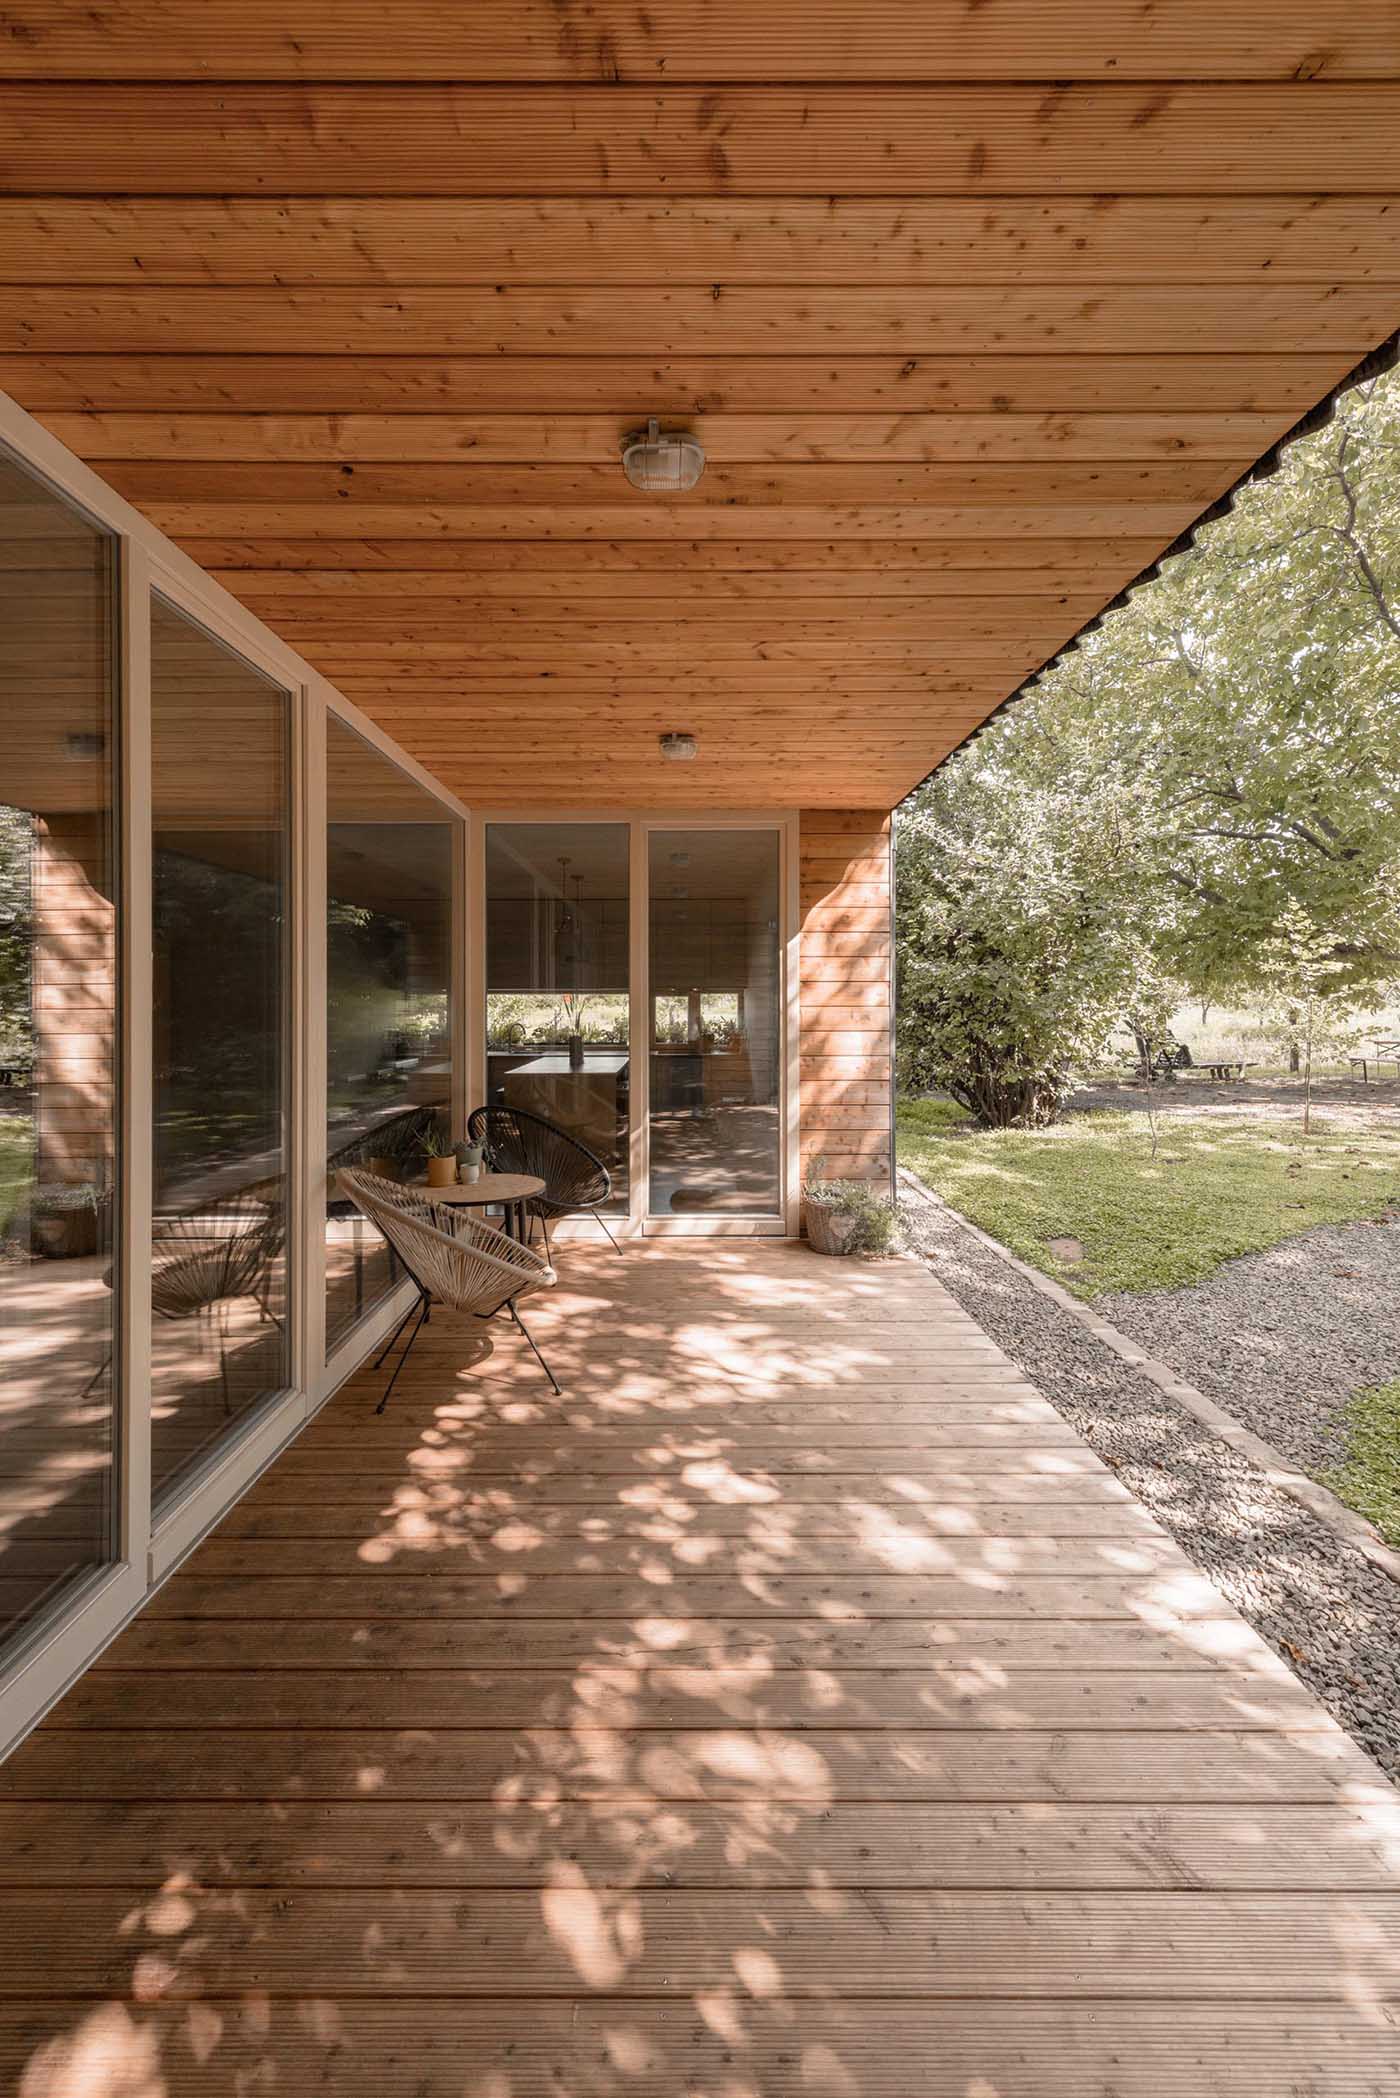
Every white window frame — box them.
[471,809,800,1239]
[0,387,467,1761]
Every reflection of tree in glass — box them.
[487,991,630,1046]
[0,803,34,1064]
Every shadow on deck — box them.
[1,1240,1398,2094]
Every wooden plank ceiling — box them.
[1,5,1399,810]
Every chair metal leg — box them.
[216,1298,232,1417]
[376,1291,430,1414]
[508,1298,562,1395]
[539,1213,553,1262]
[594,1212,624,1255]
[81,1349,112,1399]
[372,1292,420,1370]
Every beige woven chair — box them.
[338,1169,559,1410]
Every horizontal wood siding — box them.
[800,809,893,1198]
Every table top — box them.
[509,1052,629,1076]
[413,1171,545,1205]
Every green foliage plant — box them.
[803,1160,899,1255]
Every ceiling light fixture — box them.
[659,732,698,763]
[622,418,705,493]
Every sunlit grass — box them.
[897,1098,1400,1297]
[0,1113,32,1238]
[1324,1378,1400,1547]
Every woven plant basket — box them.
[803,1198,861,1256]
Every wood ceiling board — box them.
[293,640,1054,667]
[8,285,1395,355]
[4,87,1400,195]
[179,537,1202,575]
[93,459,1246,505]
[134,502,1212,542]
[1,3,1395,81]
[0,354,1356,414]
[6,196,1400,285]
[240,612,1106,643]
[38,411,1295,465]
[212,566,1132,597]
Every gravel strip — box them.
[1097,1219,1400,1476]
[900,1188,1400,1786]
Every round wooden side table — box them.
[412,1170,546,1244]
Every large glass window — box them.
[325,717,454,1355]
[648,828,781,1215]
[149,599,291,1501]
[485,824,629,1203]
[0,448,120,1646]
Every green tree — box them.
[0,805,34,1064]
[896,755,1167,1127]
[1255,901,1363,1133]
[897,361,1400,1114]
[1018,367,1400,1000]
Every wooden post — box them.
[798,808,893,1203]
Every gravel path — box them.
[1098,1218,1400,1475]
[901,1188,1400,1786]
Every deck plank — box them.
[0,2000,1389,2098]
[5,1800,1398,1891]
[1,1240,1397,2095]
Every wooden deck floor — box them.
[2,1239,1399,2094]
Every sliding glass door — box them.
[484,822,630,1205]
[0,446,121,1651]
[647,828,783,1218]
[148,597,292,1504]
[476,817,788,1232]
[325,715,454,1355]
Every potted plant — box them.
[418,1125,458,1189]
[28,1182,101,1259]
[802,1162,898,1258]
[454,1138,485,1185]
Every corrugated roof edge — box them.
[898,325,1400,810]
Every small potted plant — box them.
[802,1160,898,1258]
[28,1181,101,1259]
[454,1138,485,1185]
[418,1125,458,1189]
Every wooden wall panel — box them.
[799,811,893,1198]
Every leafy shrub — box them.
[803,1172,899,1255]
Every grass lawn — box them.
[1324,1378,1400,1549]
[896,1097,1400,1297]
[0,1115,31,1239]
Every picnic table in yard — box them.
[1349,1039,1400,1083]
[1128,1043,1254,1084]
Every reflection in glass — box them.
[485,824,629,1202]
[149,599,290,1500]
[649,829,781,1215]
[324,717,453,1355]
[0,449,119,1646]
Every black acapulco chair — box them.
[325,1103,444,1321]
[338,1169,560,1409]
[84,1180,285,1409]
[467,1103,622,1259]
